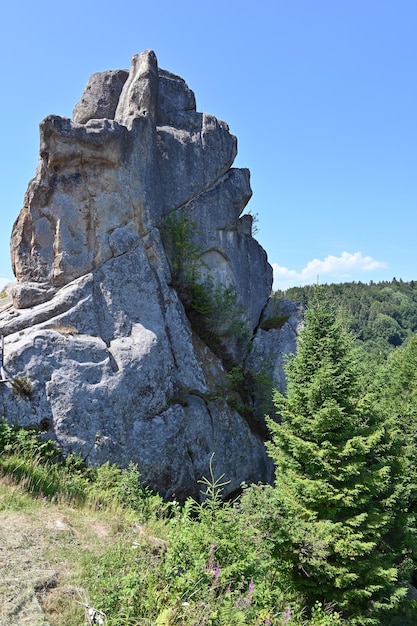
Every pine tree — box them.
[377,336,417,585]
[266,290,408,625]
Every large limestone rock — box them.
[1,50,299,499]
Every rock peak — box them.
[1,51,301,499]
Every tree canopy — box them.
[275,279,417,360]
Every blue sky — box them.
[1,0,416,292]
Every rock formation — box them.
[0,51,302,499]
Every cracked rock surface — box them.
[1,51,300,498]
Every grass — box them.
[0,481,134,625]
[1,420,415,625]
[0,475,346,626]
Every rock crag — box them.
[1,51,301,499]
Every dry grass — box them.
[48,325,79,336]
[0,478,138,626]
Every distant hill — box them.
[275,279,417,359]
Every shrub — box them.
[12,376,33,398]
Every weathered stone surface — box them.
[115,50,159,126]
[175,168,272,335]
[73,69,128,124]
[1,248,271,498]
[157,68,196,125]
[11,281,56,309]
[1,50,295,499]
[246,298,304,417]
[157,113,237,213]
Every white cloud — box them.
[272,252,387,291]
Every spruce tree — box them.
[377,336,417,584]
[267,290,408,625]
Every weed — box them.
[245,209,260,235]
[198,452,230,523]
[310,602,343,625]
[88,461,164,520]
[259,314,290,331]
[12,376,33,398]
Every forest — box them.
[1,280,417,625]
[276,278,417,360]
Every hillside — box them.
[0,427,345,626]
[2,291,417,624]
[276,279,417,359]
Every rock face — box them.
[1,51,301,499]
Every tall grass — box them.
[0,419,88,502]
[0,418,349,625]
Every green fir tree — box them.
[376,335,417,585]
[267,290,408,625]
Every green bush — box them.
[88,461,163,519]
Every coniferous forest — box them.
[276,279,417,360]
[1,280,417,625]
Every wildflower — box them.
[236,580,255,609]
[212,564,221,585]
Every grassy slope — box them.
[1,425,415,625]
[0,478,143,625]
[0,469,341,626]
